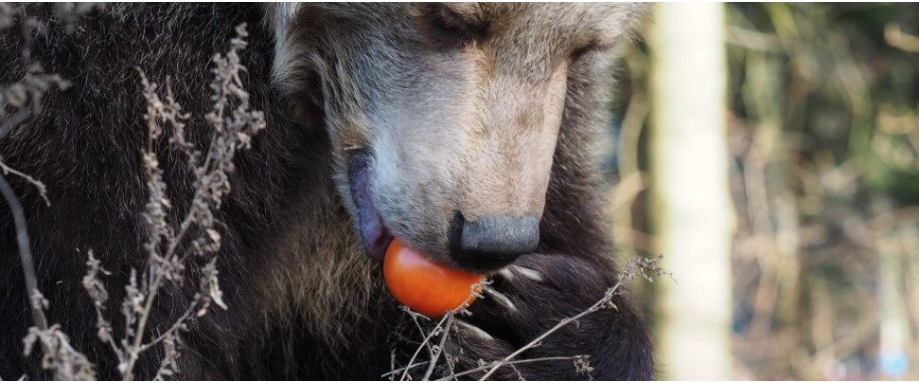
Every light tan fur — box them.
[256,198,384,345]
[259,2,649,346]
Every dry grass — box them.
[1,8,264,379]
[83,22,265,380]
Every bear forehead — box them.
[437,3,648,48]
[294,3,646,48]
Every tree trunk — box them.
[650,3,734,380]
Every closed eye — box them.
[420,3,488,49]
[570,40,612,62]
[570,45,595,62]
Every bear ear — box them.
[594,3,653,46]
[263,3,334,48]
[265,3,322,93]
[263,3,301,36]
[263,3,325,128]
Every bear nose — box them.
[451,214,540,270]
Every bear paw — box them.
[429,253,654,380]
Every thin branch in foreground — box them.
[0,157,49,206]
[382,361,430,379]
[476,282,624,380]
[386,279,488,381]
[421,314,454,381]
[22,322,95,381]
[81,23,262,380]
[389,256,667,381]
[478,256,666,380]
[1,5,97,380]
[437,356,585,381]
[399,313,452,381]
[407,310,438,370]
[1,174,91,379]
[0,109,30,138]
[0,172,44,330]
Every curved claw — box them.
[454,319,496,342]
[496,265,545,284]
[512,265,544,282]
[483,286,518,312]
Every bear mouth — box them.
[348,150,393,262]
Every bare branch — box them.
[477,281,624,380]
[111,23,260,380]
[399,313,452,381]
[0,172,46,331]
[0,157,49,206]
[422,314,454,380]
[22,323,95,381]
[437,356,584,381]
[478,256,666,380]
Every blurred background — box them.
[605,3,919,380]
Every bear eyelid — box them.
[424,3,489,46]
[570,39,611,62]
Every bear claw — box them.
[482,286,518,312]
[454,319,496,342]
[509,265,544,282]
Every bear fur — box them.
[0,4,654,380]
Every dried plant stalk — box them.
[387,256,667,381]
[80,23,264,380]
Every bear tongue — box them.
[348,150,392,262]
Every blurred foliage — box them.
[728,3,919,205]
[608,3,919,380]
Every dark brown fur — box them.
[0,4,653,379]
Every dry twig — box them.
[81,23,263,380]
[387,256,667,381]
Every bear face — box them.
[270,3,649,273]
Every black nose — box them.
[450,214,540,270]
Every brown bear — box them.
[0,3,654,380]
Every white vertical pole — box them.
[650,2,734,380]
